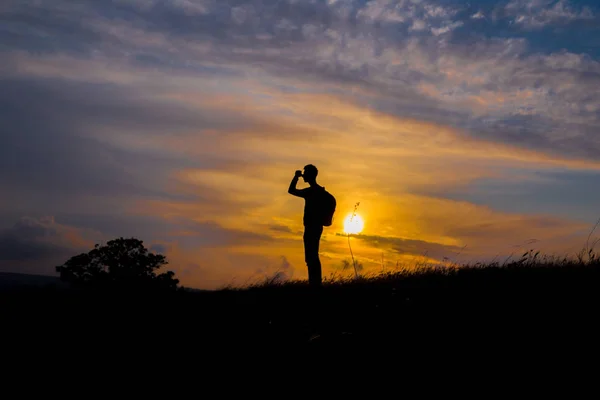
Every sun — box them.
[343,213,364,234]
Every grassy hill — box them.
[0,271,66,290]
[4,255,600,369]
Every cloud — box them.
[2,51,597,284]
[339,233,464,260]
[504,0,595,29]
[0,217,100,274]
[268,224,294,234]
[170,219,275,248]
[409,19,427,31]
[1,0,600,288]
[431,20,464,36]
[113,0,159,11]
[0,212,282,287]
[0,73,258,217]
[150,243,168,254]
[2,0,599,162]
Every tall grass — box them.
[240,212,600,291]
[347,202,361,279]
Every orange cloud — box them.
[6,50,597,288]
[113,83,598,287]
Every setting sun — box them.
[343,214,364,234]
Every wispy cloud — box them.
[471,11,485,20]
[0,217,100,273]
[504,0,595,29]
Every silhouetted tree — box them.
[56,237,179,291]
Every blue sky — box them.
[1,0,599,288]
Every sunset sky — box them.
[1,0,600,289]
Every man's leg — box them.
[303,226,323,286]
[303,226,325,337]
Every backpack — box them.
[319,188,337,227]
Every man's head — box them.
[303,164,318,183]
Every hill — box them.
[4,259,599,370]
[0,271,67,290]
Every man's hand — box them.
[289,171,306,197]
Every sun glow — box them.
[343,214,364,234]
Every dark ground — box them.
[3,264,600,380]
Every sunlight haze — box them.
[344,214,365,235]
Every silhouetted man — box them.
[288,164,325,286]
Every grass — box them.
[4,240,600,373]
[346,201,361,278]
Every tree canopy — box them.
[56,237,179,291]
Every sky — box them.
[1,0,600,289]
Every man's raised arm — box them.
[288,170,305,197]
